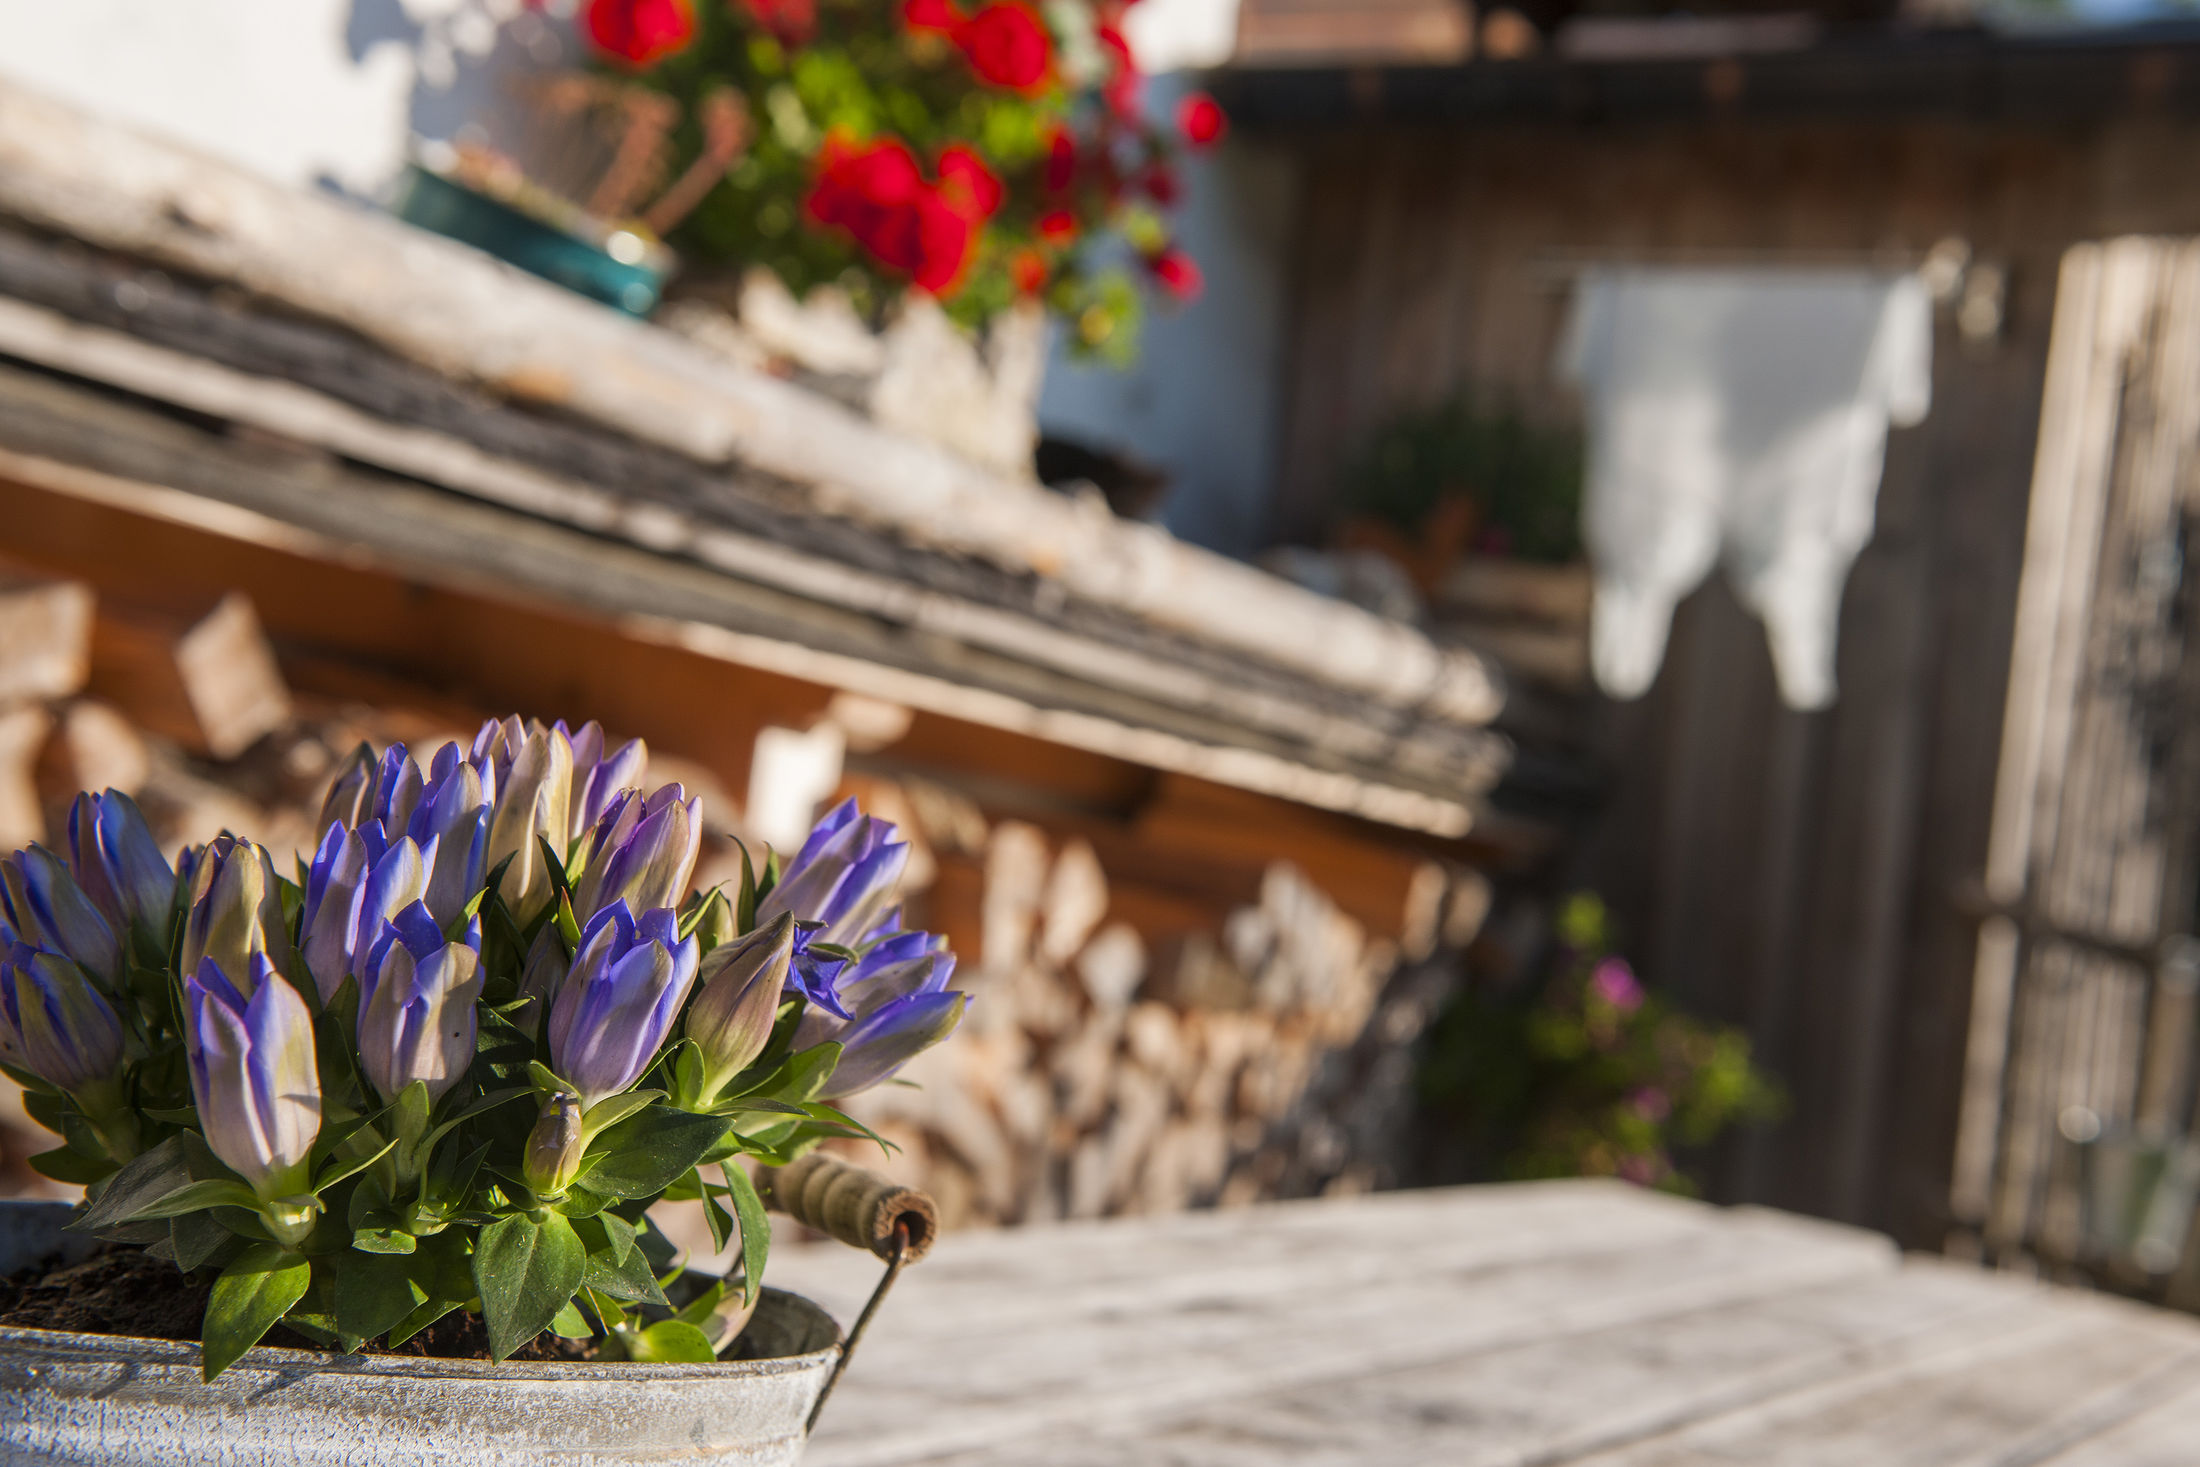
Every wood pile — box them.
[844,798,1493,1228]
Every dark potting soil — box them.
[0,1245,595,1362]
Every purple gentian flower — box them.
[557,719,646,845]
[546,901,698,1106]
[179,837,294,991]
[757,799,910,950]
[684,914,794,1098]
[184,953,320,1202]
[405,744,490,929]
[792,923,964,1099]
[0,943,125,1095]
[0,847,121,985]
[469,718,574,926]
[62,790,175,953]
[570,785,700,925]
[298,825,426,1004]
[356,902,483,1105]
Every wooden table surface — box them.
[762,1180,2200,1466]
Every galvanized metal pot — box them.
[0,1200,842,1466]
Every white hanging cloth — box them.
[1559,269,1933,709]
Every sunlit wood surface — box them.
[766,1180,2200,1466]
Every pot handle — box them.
[759,1151,939,1263]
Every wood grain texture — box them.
[771,1183,2200,1466]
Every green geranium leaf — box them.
[474,1213,587,1361]
[202,1245,311,1381]
[624,1319,716,1363]
[582,1109,733,1199]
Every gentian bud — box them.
[547,902,698,1106]
[406,745,490,929]
[0,944,126,1095]
[516,925,569,1038]
[756,798,910,950]
[472,718,574,927]
[184,954,321,1214]
[571,785,700,924]
[178,837,294,991]
[357,902,483,1105]
[523,1091,586,1197]
[684,914,792,1100]
[371,745,425,836]
[62,791,176,953]
[0,848,122,986]
[792,923,965,1099]
[557,720,647,845]
[316,742,379,835]
[299,821,373,1002]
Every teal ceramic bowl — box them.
[395,165,669,317]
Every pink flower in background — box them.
[740,0,818,46]
[1590,957,1643,1013]
[1617,1155,1657,1186]
[1629,1086,1671,1122]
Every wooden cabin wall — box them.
[1267,115,2200,1245]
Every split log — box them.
[1038,838,1109,967]
[1076,922,1147,1011]
[0,575,92,708]
[38,700,149,801]
[88,593,291,759]
[0,706,51,848]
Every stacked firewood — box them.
[842,796,1492,1227]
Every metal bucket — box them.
[0,1200,842,1466]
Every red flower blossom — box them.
[1097,23,1141,116]
[1143,165,1180,206]
[1149,248,1202,302]
[903,0,962,32]
[1043,128,1078,193]
[584,0,696,66]
[1038,209,1079,245]
[936,145,1005,221]
[805,134,998,297]
[1178,92,1227,147]
[954,2,1053,93]
[739,0,817,45]
[1010,250,1049,295]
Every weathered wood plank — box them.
[782,1188,1894,1466]
[2034,1375,2200,1466]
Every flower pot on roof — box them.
[0,721,964,1463]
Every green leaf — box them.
[674,1277,727,1329]
[582,1237,667,1306]
[734,840,757,932]
[28,1147,111,1184]
[171,1211,235,1272]
[804,1102,896,1154]
[723,1162,770,1309]
[351,1226,419,1256]
[596,1207,638,1267]
[141,1106,201,1126]
[550,1300,594,1338]
[624,1319,716,1363]
[473,1213,587,1361]
[313,1136,396,1194]
[124,1178,263,1223]
[741,1042,841,1107]
[202,1245,312,1380]
[535,836,572,899]
[579,1089,662,1141]
[334,1251,426,1344]
[528,1061,573,1096]
[385,1295,465,1349]
[700,1182,733,1254]
[582,1109,734,1199]
[70,1134,193,1235]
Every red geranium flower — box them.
[954,2,1054,93]
[1149,248,1202,302]
[739,0,817,45]
[936,145,1005,221]
[1010,249,1049,295]
[1143,165,1180,206]
[1097,23,1141,116]
[805,134,998,297]
[1043,128,1078,193]
[1038,209,1079,245]
[903,0,962,32]
[585,0,696,66]
[1178,92,1227,147]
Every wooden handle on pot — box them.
[760,1152,939,1263]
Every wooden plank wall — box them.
[1267,115,2200,1245]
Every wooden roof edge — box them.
[0,79,1504,731]
[1212,19,2200,129]
[0,358,1501,841]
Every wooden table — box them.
[763,1180,2200,1466]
